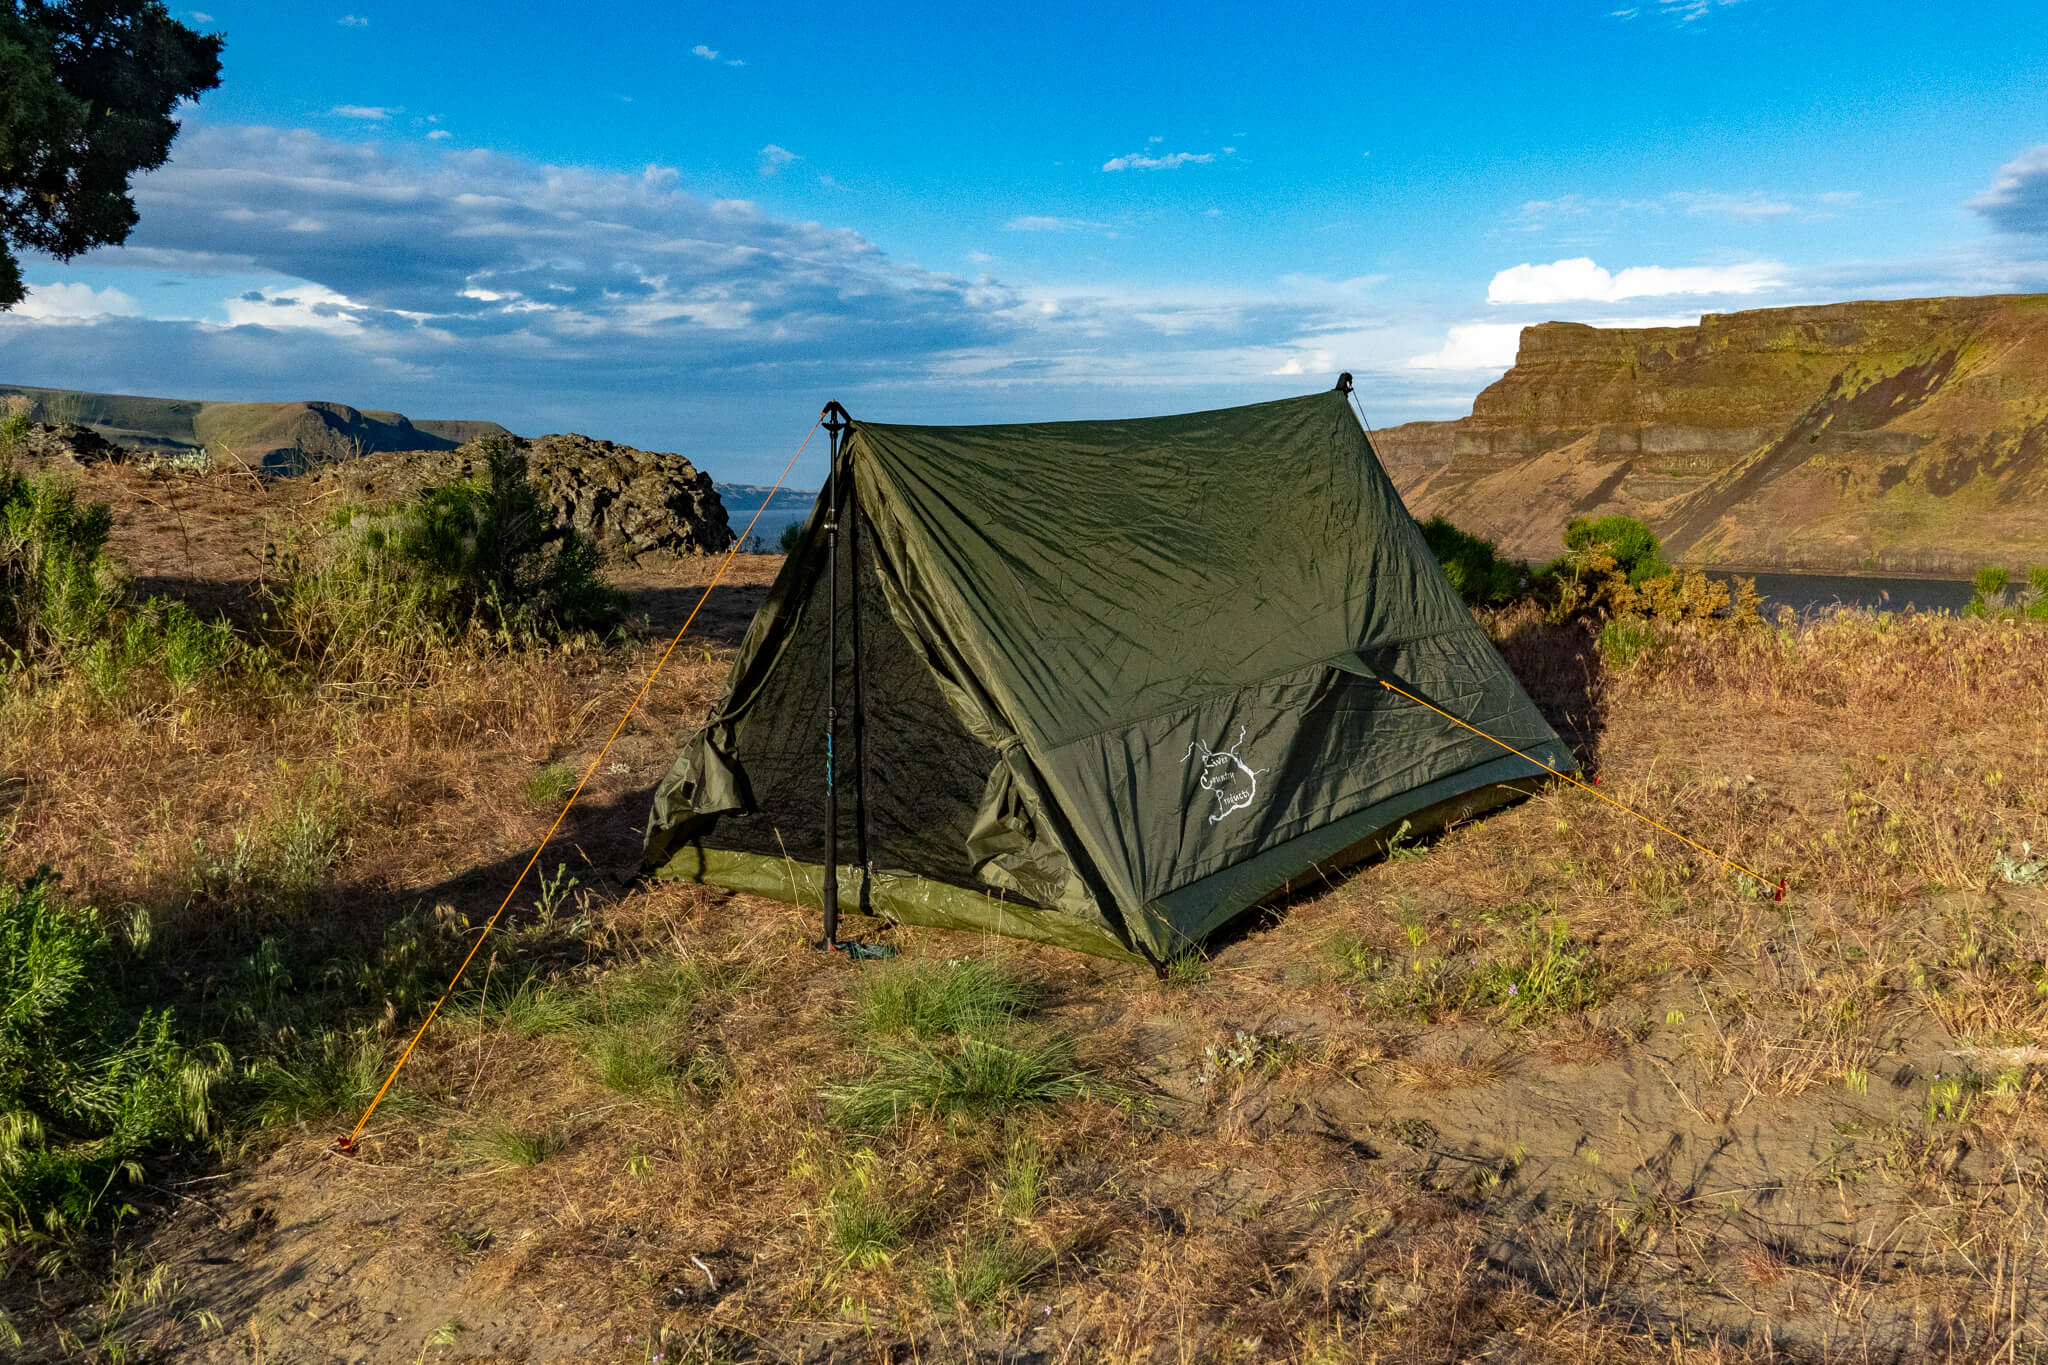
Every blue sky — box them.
[3,0,2044,482]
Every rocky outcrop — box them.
[309,433,733,561]
[8,421,140,467]
[1375,294,2048,576]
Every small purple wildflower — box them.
[1507,984,1519,997]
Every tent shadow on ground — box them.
[354,780,662,930]
[1488,615,1610,775]
[622,580,772,643]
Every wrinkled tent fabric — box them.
[644,388,1577,963]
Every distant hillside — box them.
[714,483,818,511]
[0,384,514,472]
[1374,293,2048,577]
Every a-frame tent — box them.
[643,380,1577,964]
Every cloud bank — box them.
[1486,256,1781,304]
[1,125,1415,473]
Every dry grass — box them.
[6,478,2048,1360]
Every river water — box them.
[724,508,1975,616]
[1743,572,1975,615]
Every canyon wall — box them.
[1373,294,2048,576]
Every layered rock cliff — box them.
[1374,294,2048,576]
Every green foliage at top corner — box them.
[0,468,125,663]
[1417,516,1526,607]
[0,2,224,310]
[0,868,222,1250]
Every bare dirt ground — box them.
[6,465,2048,1362]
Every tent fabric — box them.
[645,387,1577,962]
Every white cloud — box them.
[338,14,368,26]
[1004,215,1106,232]
[1970,144,2048,236]
[1405,323,1526,371]
[1676,191,1794,220]
[330,105,397,121]
[1101,149,1224,172]
[15,282,143,323]
[191,10,213,21]
[427,129,452,141]
[757,144,799,176]
[1485,256,1782,304]
[1614,0,1746,20]
[222,283,366,335]
[692,44,718,59]
[1510,190,1857,234]
[0,123,1494,472]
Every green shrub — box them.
[0,870,221,1247]
[271,439,623,666]
[1563,515,1670,587]
[78,597,235,701]
[1417,517,1524,606]
[2026,567,2048,624]
[0,471,125,663]
[778,519,805,555]
[368,437,622,640]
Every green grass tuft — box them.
[831,1035,1093,1132]
[241,1030,386,1130]
[854,958,1036,1040]
[520,763,577,806]
[822,1153,906,1269]
[461,1124,568,1168]
[924,1229,1051,1314]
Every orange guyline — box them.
[1376,678,1786,901]
[337,415,825,1153]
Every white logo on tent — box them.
[1182,725,1266,825]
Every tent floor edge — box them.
[653,845,1148,964]
[1143,749,1577,954]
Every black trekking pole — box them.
[818,401,850,951]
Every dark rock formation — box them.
[9,421,138,467]
[308,433,733,561]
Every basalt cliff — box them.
[1374,294,2048,576]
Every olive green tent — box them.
[644,380,1576,964]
